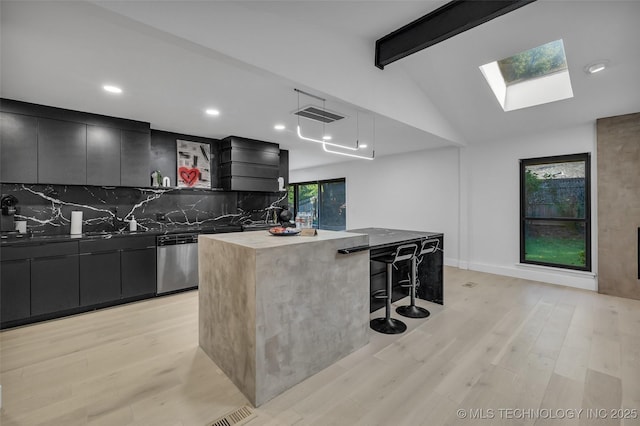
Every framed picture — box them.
[176,139,211,188]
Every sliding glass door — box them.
[288,178,346,230]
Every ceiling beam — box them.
[375,0,537,69]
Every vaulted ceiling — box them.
[2,1,639,170]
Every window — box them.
[520,154,591,271]
[288,178,346,230]
[480,39,573,111]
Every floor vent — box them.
[462,282,478,288]
[294,105,345,123]
[208,406,255,426]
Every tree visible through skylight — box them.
[498,40,567,85]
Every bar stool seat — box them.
[396,238,439,319]
[370,243,417,334]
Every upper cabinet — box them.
[38,118,87,185]
[87,125,121,186]
[0,112,38,183]
[0,99,150,187]
[220,136,280,192]
[121,130,150,187]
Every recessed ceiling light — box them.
[103,85,122,94]
[205,109,220,116]
[322,135,332,140]
[585,61,608,74]
[274,124,286,130]
[359,144,368,148]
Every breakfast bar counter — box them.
[198,229,370,406]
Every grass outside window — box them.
[520,154,591,271]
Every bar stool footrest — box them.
[371,289,387,299]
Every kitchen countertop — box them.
[0,224,243,246]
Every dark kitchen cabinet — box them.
[0,259,31,322]
[1,98,152,187]
[121,247,156,298]
[0,112,38,183]
[31,254,80,316]
[79,251,121,306]
[87,125,121,186]
[38,117,87,185]
[121,130,151,187]
[220,136,280,192]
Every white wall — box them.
[464,123,597,290]
[291,147,461,266]
[292,122,598,291]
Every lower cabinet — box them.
[121,248,156,298]
[0,259,31,322]
[1,235,157,329]
[31,254,80,316]
[80,251,121,306]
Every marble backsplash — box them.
[0,183,287,235]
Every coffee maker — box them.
[1,194,19,233]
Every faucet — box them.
[110,207,121,231]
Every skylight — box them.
[480,39,574,111]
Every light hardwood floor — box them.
[1,267,639,425]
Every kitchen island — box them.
[198,229,370,406]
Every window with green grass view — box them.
[520,154,591,271]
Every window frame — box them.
[288,178,346,230]
[519,153,591,271]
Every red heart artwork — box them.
[178,167,200,187]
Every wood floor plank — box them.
[580,369,623,426]
[535,373,585,426]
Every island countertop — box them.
[348,227,443,250]
[201,229,367,249]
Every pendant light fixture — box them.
[295,88,375,160]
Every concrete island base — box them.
[198,229,370,406]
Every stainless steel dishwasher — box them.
[156,233,199,294]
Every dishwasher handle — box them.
[157,234,198,246]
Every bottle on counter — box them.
[129,216,137,232]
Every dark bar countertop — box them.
[348,227,443,250]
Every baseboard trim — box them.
[468,262,597,291]
[444,257,460,267]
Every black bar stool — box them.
[396,238,439,318]
[370,243,418,334]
